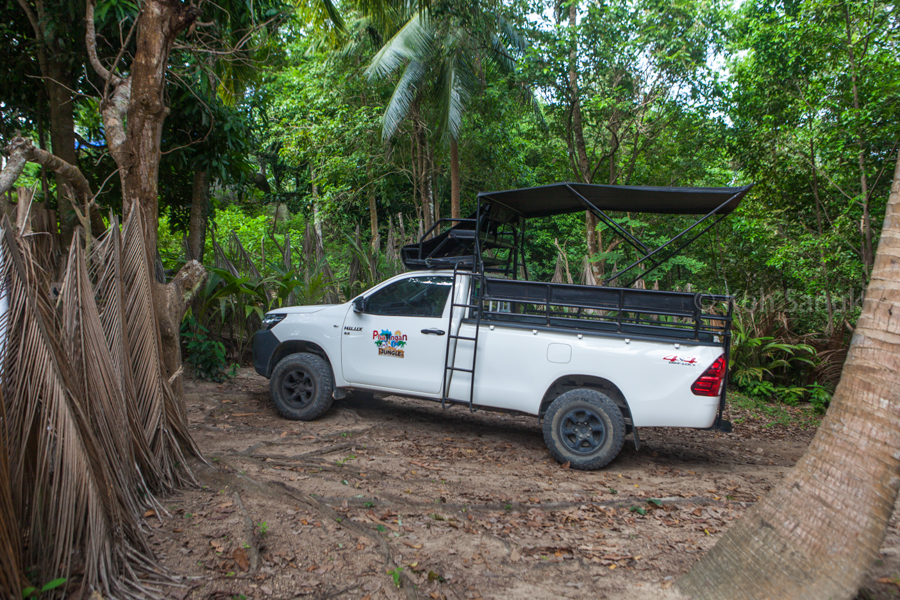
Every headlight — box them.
[261,313,286,330]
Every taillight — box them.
[691,355,726,396]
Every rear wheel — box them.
[542,389,625,470]
[270,353,334,421]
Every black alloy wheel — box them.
[270,352,334,421]
[558,407,608,454]
[542,388,625,470]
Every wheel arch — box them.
[267,340,333,378]
[539,375,632,424]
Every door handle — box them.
[421,328,446,335]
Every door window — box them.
[365,276,452,318]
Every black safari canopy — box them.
[478,182,754,218]
[401,181,754,278]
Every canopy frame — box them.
[402,182,752,287]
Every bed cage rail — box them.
[470,277,733,345]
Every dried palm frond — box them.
[88,220,164,493]
[0,222,155,598]
[120,206,198,490]
[61,232,156,533]
[0,390,25,598]
[211,230,240,278]
[229,232,261,281]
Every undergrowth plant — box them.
[182,317,235,382]
[729,308,830,409]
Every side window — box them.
[365,276,452,318]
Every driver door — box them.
[341,274,453,395]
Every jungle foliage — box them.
[3,0,899,406]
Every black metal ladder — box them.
[441,263,484,412]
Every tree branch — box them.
[102,79,131,165]
[85,0,119,85]
[0,137,93,202]
[15,0,42,43]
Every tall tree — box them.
[366,1,534,221]
[679,151,900,599]
[522,0,726,282]
[11,0,82,243]
[727,0,900,287]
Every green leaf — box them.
[41,579,67,593]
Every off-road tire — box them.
[270,353,334,421]
[542,389,625,470]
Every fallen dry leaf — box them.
[233,548,250,572]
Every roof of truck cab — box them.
[477,182,754,217]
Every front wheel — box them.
[542,389,625,470]
[270,353,334,421]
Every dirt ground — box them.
[145,369,900,600]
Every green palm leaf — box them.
[366,11,434,79]
[382,59,429,140]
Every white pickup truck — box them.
[253,182,749,469]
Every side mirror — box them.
[352,296,367,313]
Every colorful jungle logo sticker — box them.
[374,329,407,358]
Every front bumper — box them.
[252,329,279,377]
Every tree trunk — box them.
[564,0,601,284]
[417,122,432,238]
[154,261,206,400]
[367,161,379,251]
[15,0,78,246]
[46,59,78,247]
[678,152,900,599]
[428,143,438,227]
[121,0,199,268]
[187,169,208,262]
[450,138,460,220]
[810,141,834,335]
[85,0,200,398]
[844,7,873,273]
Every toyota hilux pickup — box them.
[253,182,751,469]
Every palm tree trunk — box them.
[451,138,460,220]
[678,152,900,600]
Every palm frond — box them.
[229,231,263,281]
[88,220,165,492]
[365,11,432,80]
[0,222,155,598]
[492,13,527,64]
[120,205,199,490]
[61,232,157,537]
[437,48,478,141]
[382,59,428,140]
[0,389,24,598]
[291,0,346,36]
